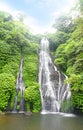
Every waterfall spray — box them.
[39,38,71,114]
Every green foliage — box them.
[54,44,67,71]
[17,91,21,103]
[24,84,41,112]
[0,40,11,68]
[48,31,70,52]
[53,15,75,33]
[16,105,20,111]
[68,74,83,92]
[48,0,83,113]
[0,11,12,22]
[23,53,38,87]
[2,61,19,77]
[54,57,67,71]
[0,11,41,112]
[10,92,16,110]
[71,93,83,112]
[61,100,72,112]
[78,0,83,15]
[26,103,30,112]
[0,73,15,111]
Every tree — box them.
[0,73,15,111]
[24,84,41,112]
[0,11,41,113]
[49,0,83,113]
[53,15,75,33]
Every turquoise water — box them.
[0,113,83,130]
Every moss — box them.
[17,91,21,103]
[16,105,20,111]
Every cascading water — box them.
[39,38,71,114]
[13,58,25,113]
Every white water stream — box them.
[13,58,25,113]
[39,38,71,113]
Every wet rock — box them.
[24,112,32,116]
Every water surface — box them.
[0,113,83,130]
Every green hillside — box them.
[47,0,83,114]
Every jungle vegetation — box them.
[0,0,83,114]
[0,11,41,112]
[47,0,83,113]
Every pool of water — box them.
[0,113,83,130]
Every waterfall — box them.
[12,58,25,113]
[39,38,71,114]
